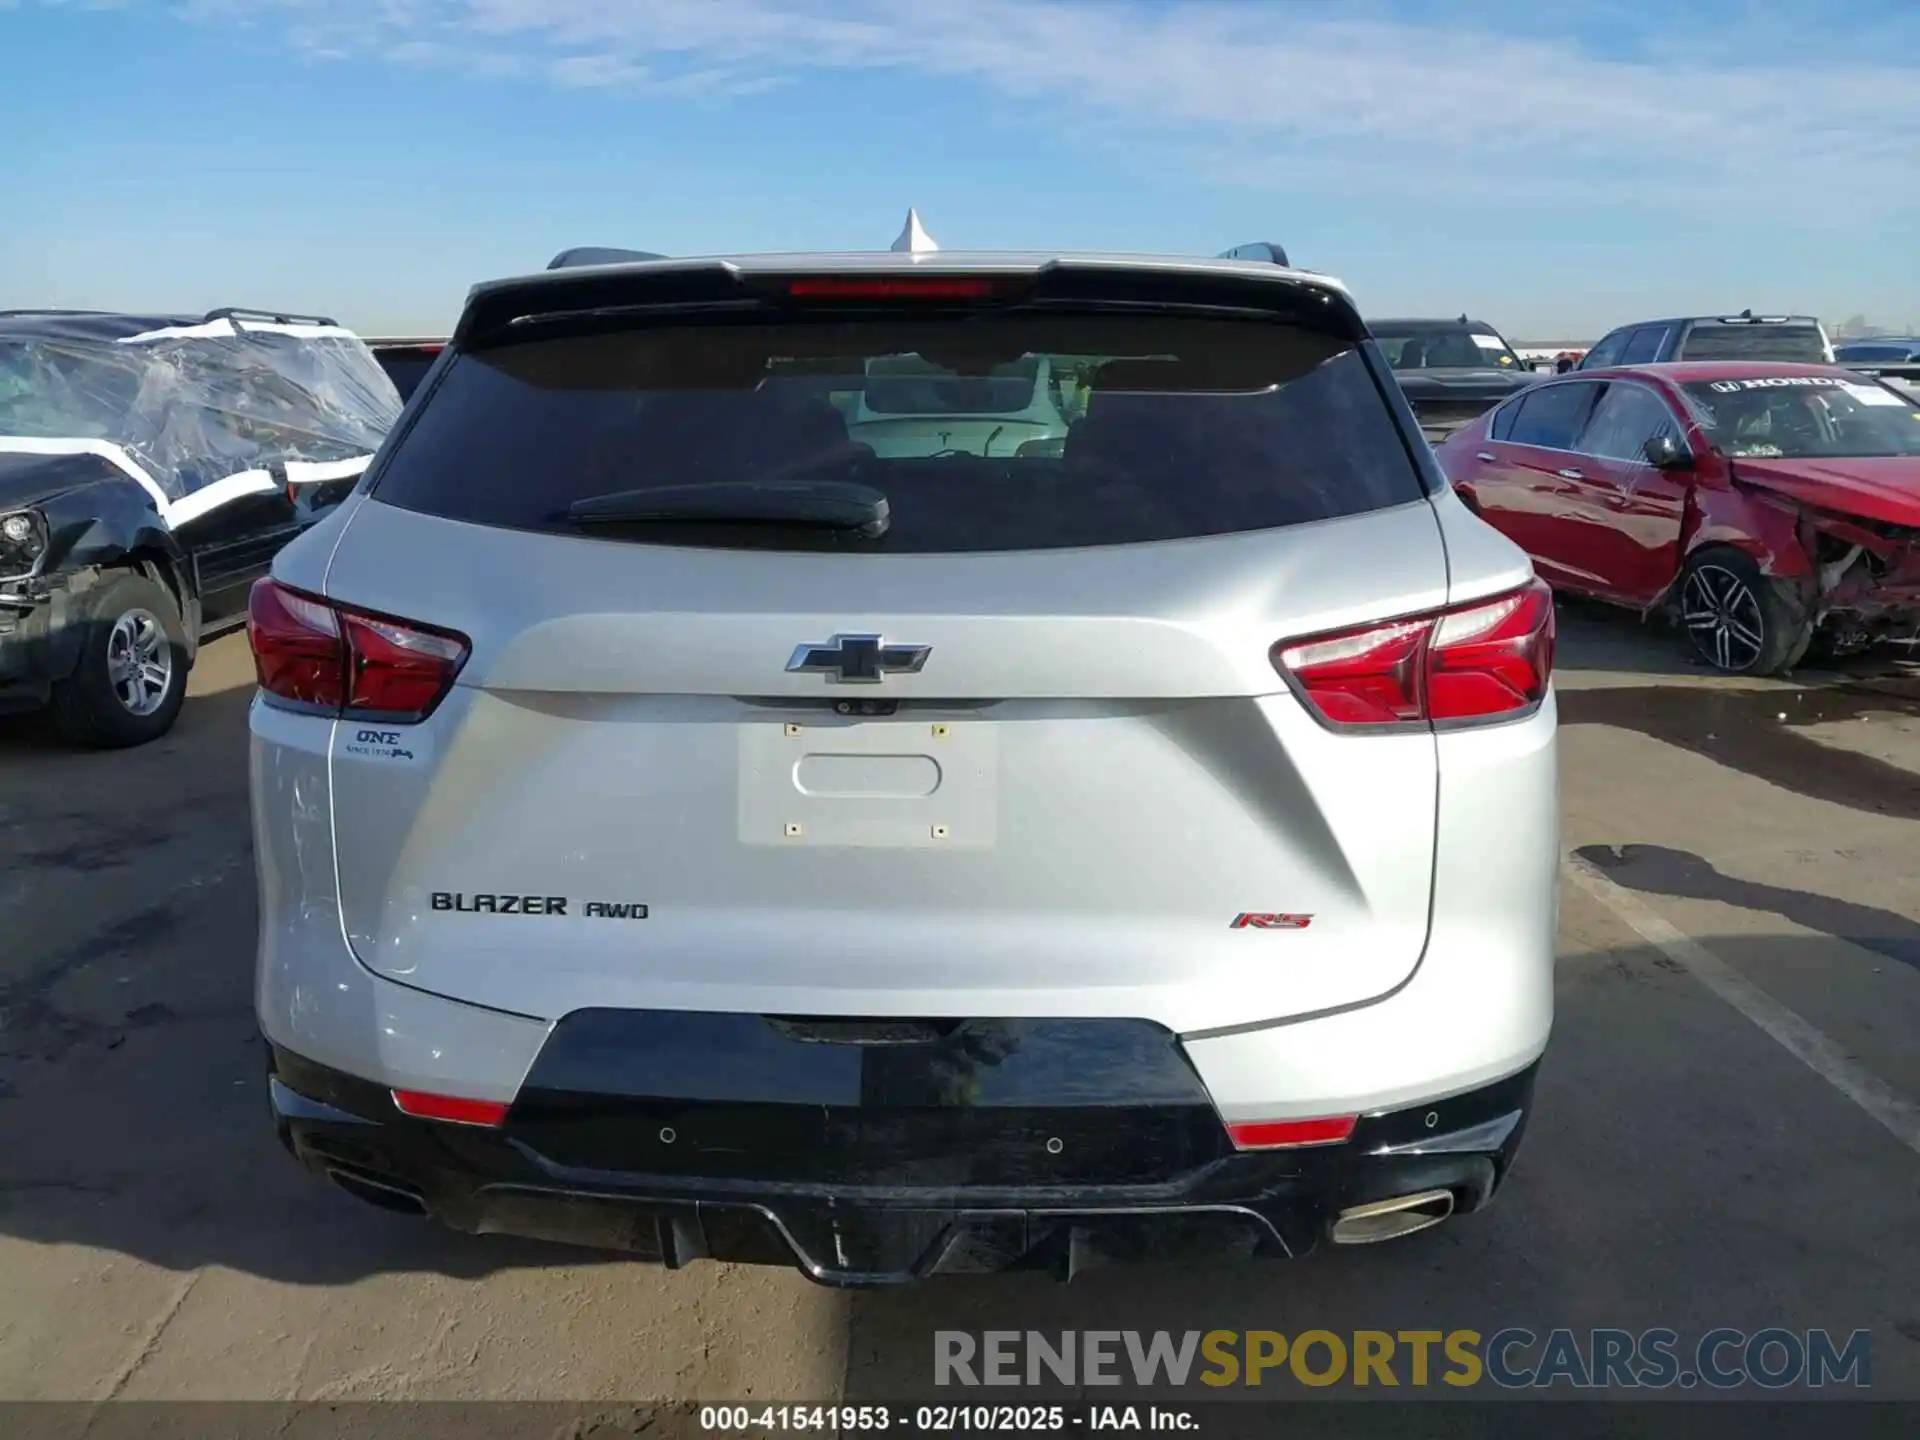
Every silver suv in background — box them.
[249,246,1559,1284]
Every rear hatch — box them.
[313,261,1458,1033]
[1677,320,1831,364]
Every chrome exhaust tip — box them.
[1330,1188,1456,1245]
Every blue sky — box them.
[5,0,1917,340]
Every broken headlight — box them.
[0,509,48,580]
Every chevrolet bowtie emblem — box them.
[786,634,931,684]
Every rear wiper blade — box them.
[566,479,890,538]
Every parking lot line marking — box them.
[1566,854,1920,1159]
[95,1267,201,1401]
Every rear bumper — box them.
[250,666,1557,1286]
[268,1034,1538,1286]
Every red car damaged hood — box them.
[1729,456,1920,529]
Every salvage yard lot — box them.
[2,606,1918,1403]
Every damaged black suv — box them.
[0,308,400,747]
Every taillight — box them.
[247,578,468,723]
[1427,582,1556,721]
[248,580,344,708]
[1226,1114,1358,1151]
[1273,578,1554,730]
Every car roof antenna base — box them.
[891,208,939,254]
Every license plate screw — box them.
[931,723,950,739]
[659,1126,677,1144]
[1046,1137,1064,1155]
[784,723,803,737]
[931,824,950,840]
[785,822,804,838]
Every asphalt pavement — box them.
[2,603,1917,1410]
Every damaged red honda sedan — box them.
[1434,361,1920,673]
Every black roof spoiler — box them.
[546,247,670,270]
[1216,241,1290,267]
[205,306,341,327]
[459,253,1369,349]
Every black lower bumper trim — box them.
[267,1023,1537,1287]
[0,572,87,697]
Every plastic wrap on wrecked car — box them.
[0,311,402,524]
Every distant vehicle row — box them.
[1277,309,1864,446]
[5,235,1908,749]
[370,276,1899,455]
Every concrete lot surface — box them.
[2,604,1917,1408]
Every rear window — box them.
[370,313,1424,553]
[1678,324,1828,363]
[1372,322,1523,371]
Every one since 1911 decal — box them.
[342,726,419,763]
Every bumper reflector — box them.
[1225,1114,1358,1151]
[391,1089,510,1127]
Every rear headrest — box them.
[1087,360,1188,392]
[1068,386,1293,472]
[766,397,855,459]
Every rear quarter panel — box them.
[1187,486,1554,1118]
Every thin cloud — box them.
[105,0,1920,210]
